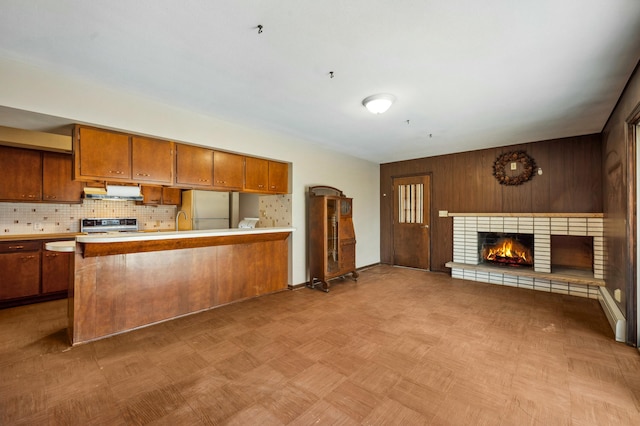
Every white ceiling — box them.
[1,1,639,163]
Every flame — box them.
[485,238,530,263]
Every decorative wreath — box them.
[492,151,537,186]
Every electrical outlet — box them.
[439,210,449,217]
[34,222,42,231]
[614,289,622,303]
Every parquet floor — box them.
[1,265,639,425]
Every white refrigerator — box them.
[178,190,230,230]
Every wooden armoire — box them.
[307,186,358,292]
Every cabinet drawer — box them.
[0,241,40,253]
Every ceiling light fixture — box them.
[362,94,396,114]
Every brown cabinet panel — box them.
[42,251,71,294]
[75,126,131,181]
[139,186,182,205]
[244,157,289,194]
[162,187,181,205]
[132,136,173,184]
[0,146,42,201]
[43,152,84,203]
[268,161,288,193]
[140,186,163,205]
[213,151,244,190]
[244,157,269,192]
[175,144,214,188]
[0,251,41,300]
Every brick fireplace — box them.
[445,213,604,299]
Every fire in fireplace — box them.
[478,232,534,267]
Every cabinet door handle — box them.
[136,173,151,177]
[45,195,57,199]
[109,170,124,175]
[258,184,264,188]
[21,255,36,261]
[216,180,226,184]
[421,225,429,228]
[199,179,209,182]
[45,253,59,258]
[9,245,24,250]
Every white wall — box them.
[0,56,380,285]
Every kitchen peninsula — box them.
[48,227,294,345]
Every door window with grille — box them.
[398,183,424,224]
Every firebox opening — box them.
[478,232,534,268]
[551,235,593,276]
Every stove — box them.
[81,218,139,233]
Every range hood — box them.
[83,185,143,201]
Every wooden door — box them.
[393,175,431,269]
[0,146,42,201]
[213,151,244,190]
[132,136,173,184]
[43,152,84,203]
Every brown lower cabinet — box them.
[0,239,73,308]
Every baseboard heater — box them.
[598,287,626,343]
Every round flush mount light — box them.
[362,93,396,114]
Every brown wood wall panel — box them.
[528,141,551,212]
[380,134,603,272]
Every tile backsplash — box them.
[258,195,292,228]
[0,194,292,235]
[0,200,176,234]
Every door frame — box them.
[626,102,640,346]
[391,172,433,270]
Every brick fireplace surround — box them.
[445,212,626,342]
[445,213,604,299]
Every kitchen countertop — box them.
[75,227,295,243]
[0,233,80,242]
[45,227,295,252]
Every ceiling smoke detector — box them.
[362,94,396,114]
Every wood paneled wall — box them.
[380,134,603,272]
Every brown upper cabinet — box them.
[139,186,182,206]
[162,187,182,205]
[72,125,289,194]
[0,146,82,203]
[213,151,244,190]
[174,144,214,188]
[0,145,42,201]
[132,136,174,184]
[244,157,269,192]
[43,152,84,203]
[268,161,289,193]
[74,126,132,181]
[244,157,289,194]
